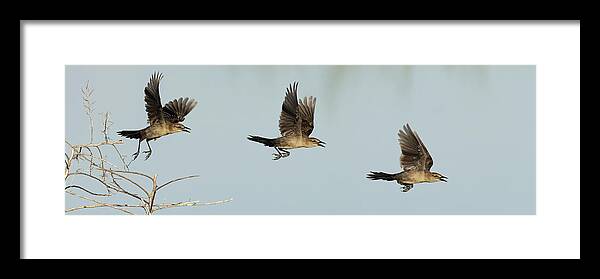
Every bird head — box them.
[308,137,326,148]
[429,172,448,183]
[172,123,191,133]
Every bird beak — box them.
[182,125,191,133]
[318,140,326,147]
[440,176,448,182]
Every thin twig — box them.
[153,198,234,212]
[94,168,150,197]
[70,140,124,149]
[101,112,111,142]
[82,81,95,144]
[108,172,148,205]
[95,146,106,181]
[75,152,122,170]
[112,144,129,171]
[65,190,139,215]
[65,171,110,195]
[66,171,145,204]
[156,175,201,192]
[109,169,155,181]
[65,185,111,196]
[65,148,75,179]
[148,175,158,215]
[79,145,95,175]
[65,204,138,214]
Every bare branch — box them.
[109,169,155,181]
[66,171,146,204]
[65,148,75,179]
[83,146,94,175]
[94,168,150,197]
[65,185,111,196]
[69,140,124,149]
[148,175,158,215]
[65,171,110,195]
[153,198,234,212]
[101,112,112,142]
[65,190,139,215]
[156,175,200,192]
[108,172,148,205]
[65,204,138,214]
[81,81,95,143]
[111,142,129,171]
[75,152,122,170]
[95,146,106,181]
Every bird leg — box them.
[131,139,142,161]
[272,148,291,160]
[143,140,153,160]
[272,147,284,160]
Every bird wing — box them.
[278,82,302,137]
[144,72,164,124]
[298,95,316,136]
[398,124,434,171]
[163,97,198,123]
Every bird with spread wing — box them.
[367,124,447,192]
[117,72,198,161]
[247,82,326,160]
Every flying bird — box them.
[367,124,447,192]
[117,72,198,161]
[247,82,326,160]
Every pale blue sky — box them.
[65,65,535,214]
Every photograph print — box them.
[65,65,535,215]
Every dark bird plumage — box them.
[248,82,325,160]
[117,72,198,161]
[367,124,447,192]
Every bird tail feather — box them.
[117,130,142,139]
[247,135,276,147]
[367,171,398,181]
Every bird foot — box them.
[272,151,290,160]
[401,185,413,192]
[143,151,152,160]
[132,152,140,161]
